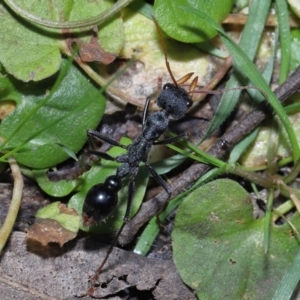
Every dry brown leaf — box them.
[0,232,196,299]
[26,218,77,247]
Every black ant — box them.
[83,76,197,224]
[82,18,198,293]
[81,21,265,296]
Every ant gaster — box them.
[82,18,198,291]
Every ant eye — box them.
[163,83,173,90]
[187,98,193,108]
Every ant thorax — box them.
[143,110,169,141]
[117,135,153,167]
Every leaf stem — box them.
[4,0,133,29]
[0,157,23,254]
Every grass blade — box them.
[200,0,272,140]
[275,0,291,84]
[180,6,300,162]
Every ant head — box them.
[152,17,197,119]
[157,83,193,119]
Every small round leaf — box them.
[173,179,300,299]
[154,0,234,43]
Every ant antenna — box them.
[152,16,199,91]
[152,16,178,86]
[188,76,199,95]
[189,85,268,99]
[176,72,195,85]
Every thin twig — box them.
[223,13,300,28]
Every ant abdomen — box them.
[82,175,122,226]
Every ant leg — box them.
[81,133,119,178]
[145,162,171,198]
[145,162,171,228]
[124,180,135,222]
[88,129,128,149]
[86,130,127,165]
[86,149,116,162]
[88,222,126,295]
[87,129,97,150]
[122,168,138,223]
[143,77,163,129]
[142,96,152,130]
[78,138,113,175]
[79,132,101,173]
[153,132,188,145]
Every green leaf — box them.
[68,138,149,233]
[275,0,291,83]
[172,179,300,299]
[150,154,186,175]
[36,201,80,232]
[229,128,259,164]
[0,1,124,81]
[290,32,300,72]
[32,169,78,197]
[240,113,300,168]
[229,24,278,164]
[0,4,60,81]
[0,59,106,168]
[134,167,224,256]
[4,0,130,29]
[129,0,153,19]
[273,247,300,300]
[288,0,300,19]
[154,0,234,43]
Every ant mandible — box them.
[82,18,198,290]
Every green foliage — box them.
[154,0,234,43]
[198,0,272,142]
[1,1,300,297]
[32,169,78,197]
[36,201,80,232]
[173,179,300,299]
[275,0,291,83]
[0,1,124,81]
[290,30,300,72]
[0,59,105,168]
[0,4,60,81]
[181,4,300,162]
